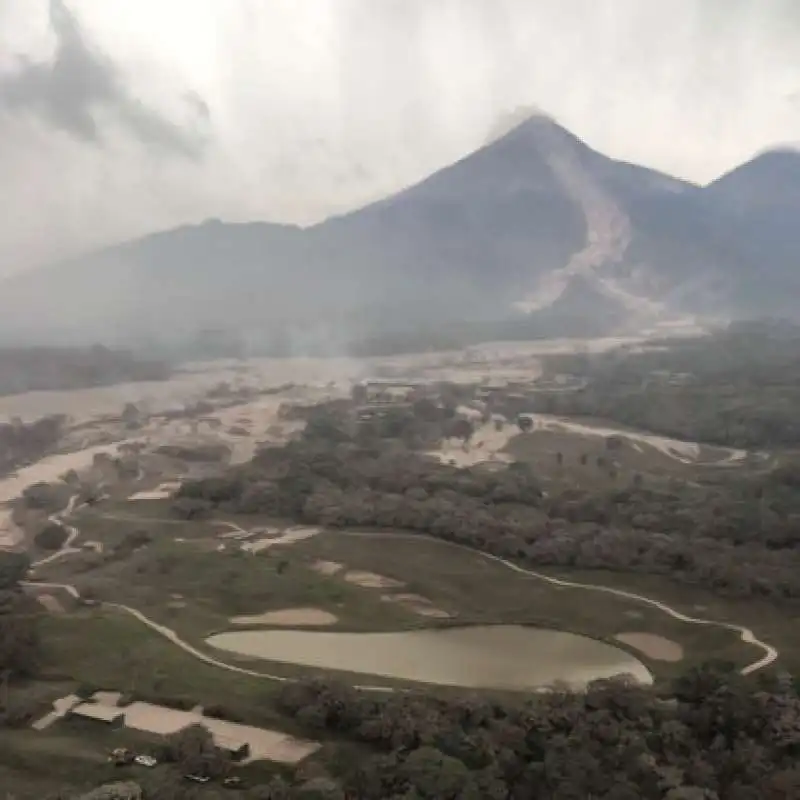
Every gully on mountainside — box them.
[516,120,662,317]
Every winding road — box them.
[334,531,777,675]
[23,509,778,686]
[30,495,82,570]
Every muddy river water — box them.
[206,624,652,690]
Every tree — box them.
[517,415,533,433]
[22,482,64,511]
[449,418,474,444]
[413,398,441,423]
[165,724,230,779]
[0,552,30,591]
[34,523,68,552]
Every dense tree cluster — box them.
[0,414,65,476]
[273,667,800,800]
[537,322,800,448]
[176,426,800,600]
[0,345,170,397]
[0,551,39,681]
[34,522,70,551]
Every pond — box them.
[206,624,652,690]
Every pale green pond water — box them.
[207,624,652,690]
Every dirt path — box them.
[332,531,778,675]
[20,580,395,693]
[528,414,747,465]
[22,493,777,680]
[31,495,83,570]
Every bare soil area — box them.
[230,608,338,627]
[429,421,515,468]
[128,482,180,501]
[36,594,65,614]
[311,560,344,576]
[242,527,320,554]
[343,570,405,589]
[381,593,451,619]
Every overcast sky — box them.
[0,0,798,276]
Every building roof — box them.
[212,732,250,753]
[71,703,124,722]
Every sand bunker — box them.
[615,632,684,662]
[381,593,451,619]
[128,482,180,501]
[230,608,338,627]
[37,594,64,614]
[241,526,320,554]
[312,560,344,576]
[344,570,405,589]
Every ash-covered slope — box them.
[700,148,800,317]
[0,114,792,348]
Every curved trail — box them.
[26,514,777,686]
[21,582,393,694]
[333,531,778,675]
[30,495,82,570]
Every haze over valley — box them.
[0,110,799,350]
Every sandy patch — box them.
[381,593,451,618]
[614,632,684,663]
[128,482,180,501]
[344,570,405,589]
[37,594,64,614]
[0,441,139,505]
[312,560,344,576]
[92,691,123,706]
[231,608,338,627]
[242,526,319,554]
[32,694,81,731]
[0,508,23,549]
[429,420,515,468]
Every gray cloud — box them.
[0,0,798,281]
[0,0,206,157]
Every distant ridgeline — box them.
[152,308,621,361]
[0,345,170,396]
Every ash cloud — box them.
[0,0,206,157]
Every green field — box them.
[290,530,771,678]
[503,427,747,491]
[35,503,783,684]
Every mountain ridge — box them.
[0,113,796,351]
